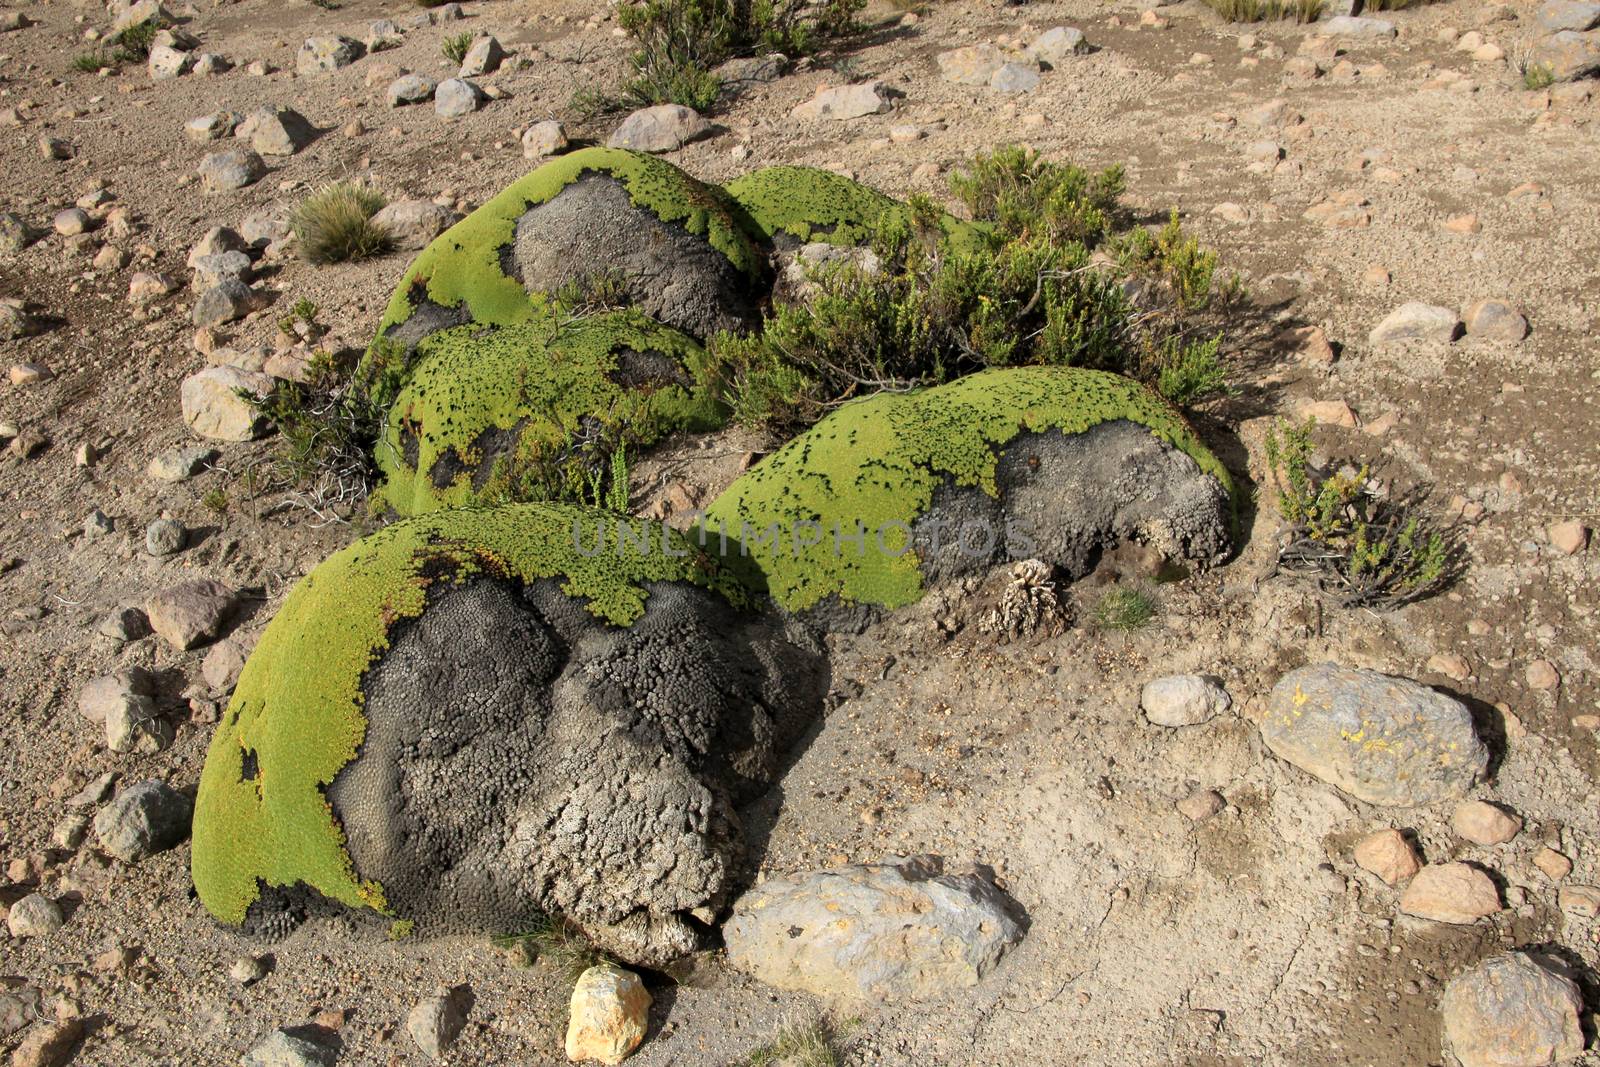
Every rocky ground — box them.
[1,0,1599,1062]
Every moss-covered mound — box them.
[372,311,726,516]
[374,147,763,350]
[723,164,991,253]
[699,366,1236,619]
[191,503,748,930]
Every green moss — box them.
[191,503,746,927]
[722,164,992,254]
[375,147,762,341]
[373,310,727,516]
[698,367,1234,613]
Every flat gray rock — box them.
[1141,674,1231,727]
[724,856,1026,1002]
[1261,663,1487,806]
[296,35,363,75]
[386,73,437,107]
[607,104,711,153]
[241,1025,339,1066]
[145,577,239,650]
[1532,29,1600,80]
[1369,301,1459,345]
[94,781,192,862]
[434,77,483,119]
[198,147,266,192]
[1535,1,1600,33]
[370,200,461,250]
[1321,15,1397,36]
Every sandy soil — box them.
[1,0,1598,1061]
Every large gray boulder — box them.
[303,577,828,965]
[1441,952,1585,1067]
[1535,1,1600,33]
[1260,663,1488,806]
[507,172,758,341]
[1532,30,1600,80]
[724,856,1026,1001]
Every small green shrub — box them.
[490,914,611,981]
[1094,586,1157,632]
[1204,0,1321,21]
[201,488,229,513]
[1521,61,1556,91]
[441,31,474,64]
[248,340,418,503]
[110,18,163,62]
[291,183,392,265]
[1154,333,1229,408]
[1116,211,1230,313]
[72,49,113,73]
[1264,418,1452,608]
[948,145,1124,246]
[742,1020,845,1067]
[714,147,1237,431]
[616,0,865,112]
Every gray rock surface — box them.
[1463,299,1528,342]
[145,516,187,555]
[148,444,218,482]
[198,147,266,192]
[182,363,272,438]
[724,856,1026,1001]
[303,577,826,965]
[1535,1,1600,33]
[6,894,64,938]
[406,987,471,1059]
[607,104,712,153]
[191,250,253,291]
[296,35,363,75]
[145,577,238,649]
[1530,30,1600,80]
[457,35,503,77]
[241,106,315,156]
[186,112,241,143]
[1028,26,1088,66]
[386,73,437,107]
[78,666,156,722]
[147,44,193,80]
[434,78,483,119]
[1369,302,1460,345]
[990,62,1041,93]
[521,119,567,160]
[506,173,758,341]
[369,200,460,250]
[192,278,261,327]
[938,43,1006,85]
[1141,674,1231,727]
[1441,952,1584,1067]
[241,1025,340,1066]
[94,781,192,862]
[1261,663,1487,806]
[0,212,36,253]
[1321,14,1396,36]
[105,693,172,753]
[790,80,893,119]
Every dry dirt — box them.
[1,0,1598,1062]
